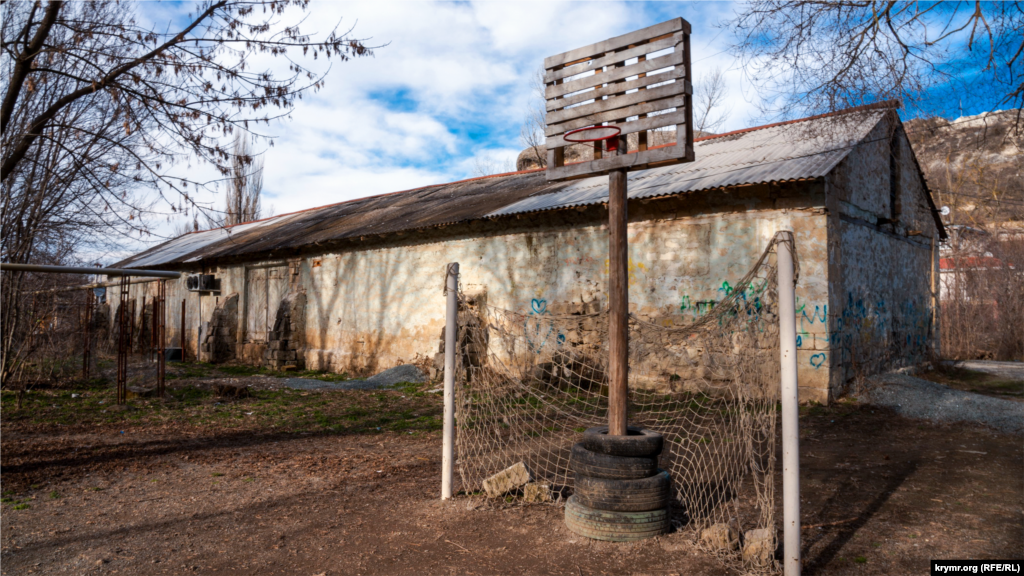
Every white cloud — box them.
[131,1,761,254]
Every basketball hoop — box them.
[563,125,622,151]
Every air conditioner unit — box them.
[186,274,217,292]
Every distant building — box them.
[112,103,945,403]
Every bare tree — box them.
[471,154,515,178]
[729,1,1024,127]
[1,0,374,385]
[519,69,547,169]
[218,133,265,227]
[693,66,729,135]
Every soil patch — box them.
[2,369,1021,575]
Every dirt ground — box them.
[1,364,1022,575]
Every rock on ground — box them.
[699,523,739,552]
[865,373,1024,435]
[522,482,550,503]
[742,528,775,568]
[482,462,530,498]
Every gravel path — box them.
[282,364,428,391]
[957,360,1024,381]
[864,373,1024,435]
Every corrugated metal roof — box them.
[116,109,884,269]
[489,110,881,217]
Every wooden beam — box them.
[544,17,686,69]
[607,166,629,436]
[543,32,683,83]
[545,141,693,180]
[546,73,686,112]
[546,79,689,126]
[546,95,686,138]
[545,111,686,151]
[545,50,684,100]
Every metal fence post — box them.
[777,231,801,576]
[441,262,459,500]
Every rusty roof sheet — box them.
[116,109,884,269]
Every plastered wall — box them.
[112,132,941,405]
[120,186,831,402]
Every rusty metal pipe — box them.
[0,263,179,278]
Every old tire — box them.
[581,426,663,457]
[564,494,671,542]
[569,443,657,480]
[573,469,671,512]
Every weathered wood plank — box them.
[546,73,686,112]
[545,95,686,137]
[545,50,684,100]
[543,18,687,69]
[543,33,683,83]
[545,111,686,149]
[607,166,629,436]
[544,143,692,181]
[545,80,689,126]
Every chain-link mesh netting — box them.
[454,233,794,571]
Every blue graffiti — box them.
[531,298,547,314]
[810,353,827,368]
[524,297,566,352]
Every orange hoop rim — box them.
[563,125,622,143]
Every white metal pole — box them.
[441,262,459,500]
[777,231,801,576]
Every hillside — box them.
[906,109,1023,227]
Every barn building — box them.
[111,103,946,403]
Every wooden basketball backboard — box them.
[544,18,693,181]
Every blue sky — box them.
[129,0,1017,255]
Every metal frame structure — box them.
[82,290,93,380]
[117,276,131,404]
[1,263,180,406]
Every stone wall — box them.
[825,116,940,393]
[199,293,238,363]
[265,291,307,370]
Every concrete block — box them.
[700,523,739,552]
[522,482,550,503]
[742,528,775,568]
[482,462,530,498]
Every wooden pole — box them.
[607,166,629,436]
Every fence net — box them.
[454,233,793,572]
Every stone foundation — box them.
[264,291,306,370]
[200,294,238,363]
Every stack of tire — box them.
[565,426,671,542]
